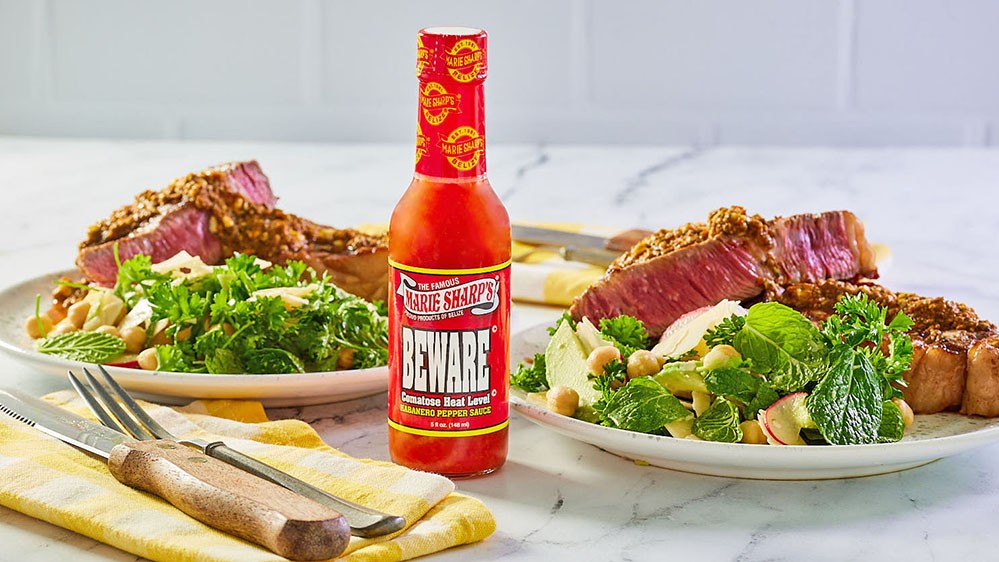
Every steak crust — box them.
[77,161,388,302]
[772,278,999,416]
[571,207,878,337]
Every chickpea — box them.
[702,344,742,371]
[66,301,91,330]
[627,350,661,378]
[586,345,621,376]
[24,315,54,339]
[95,325,121,339]
[148,321,171,346]
[46,305,67,323]
[337,348,356,369]
[137,348,159,371]
[49,319,78,336]
[175,326,192,342]
[120,325,147,354]
[893,397,915,428]
[546,386,579,417]
[740,420,767,444]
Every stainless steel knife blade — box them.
[0,389,351,559]
[512,225,611,250]
[0,389,125,457]
[512,225,653,252]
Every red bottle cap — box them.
[417,27,488,83]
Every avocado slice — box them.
[545,320,602,407]
[653,361,708,394]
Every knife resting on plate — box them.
[0,389,350,561]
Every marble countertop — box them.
[1,137,997,561]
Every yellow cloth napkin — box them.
[360,221,609,308]
[510,224,613,307]
[0,391,495,561]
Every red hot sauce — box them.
[387,27,510,477]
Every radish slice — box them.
[651,300,748,359]
[106,360,140,369]
[761,392,812,446]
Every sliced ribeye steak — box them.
[77,161,388,302]
[772,279,999,416]
[570,206,878,338]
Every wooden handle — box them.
[606,228,654,252]
[108,440,349,561]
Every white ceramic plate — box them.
[510,321,999,480]
[0,270,388,407]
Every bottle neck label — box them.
[415,78,486,179]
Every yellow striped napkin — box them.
[0,391,495,561]
[360,222,610,308]
[510,224,612,307]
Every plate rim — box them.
[0,268,388,403]
[509,320,999,476]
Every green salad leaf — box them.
[599,315,649,356]
[37,331,126,363]
[598,377,691,432]
[877,400,905,443]
[823,293,914,400]
[112,252,387,374]
[703,314,746,348]
[511,353,548,392]
[704,367,779,418]
[692,397,743,443]
[806,346,883,445]
[547,312,577,336]
[732,302,828,392]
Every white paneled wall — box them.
[0,0,996,146]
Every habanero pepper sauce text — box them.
[387,27,510,477]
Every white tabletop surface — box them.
[0,137,997,562]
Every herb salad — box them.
[513,294,915,446]
[29,251,388,374]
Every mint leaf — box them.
[822,294,914,400]
[692,398,743,443]
[807,346,883,445]
[511,353,548,392]
[704,367,759,403]
[37,331,126,363]
[746,384,780,418]
[600,377,691,432]
[877,400,905,443]
[704,367,779,418]
[733,302,827,392]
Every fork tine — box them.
[81,367,156,440]
[95,364,175,440]
[68,370,128,434]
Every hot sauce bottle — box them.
[387,27,510,477]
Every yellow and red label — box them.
[420,82,462,126]
[387,260,510,437]
[415,28,488,179]
[444,38,484,83]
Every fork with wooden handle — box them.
[0,389,350,561]
[71,365,406,538]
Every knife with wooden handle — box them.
[0,390,349,561]
[512,225,653,253]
